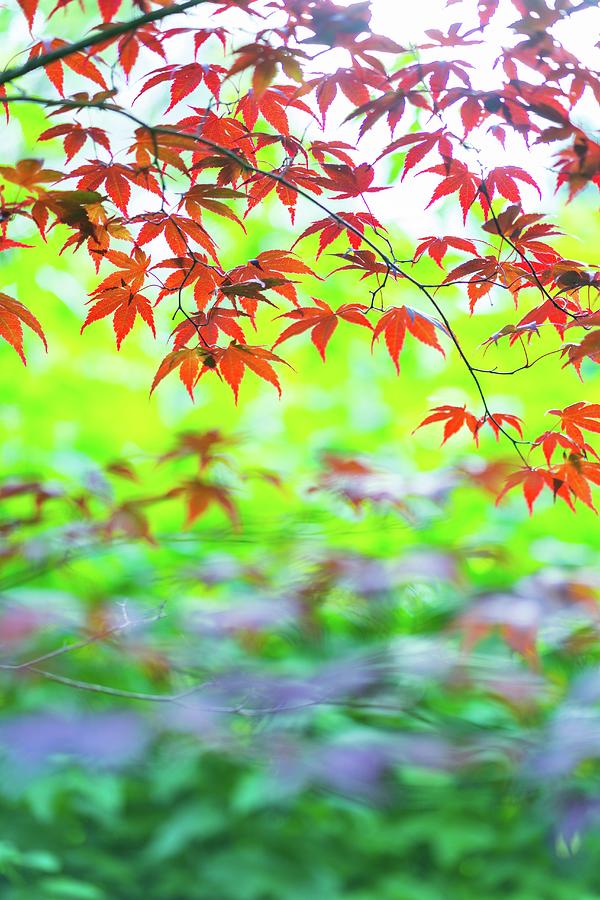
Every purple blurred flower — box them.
[556,794,600,851]
[529,709,600,778]
[0,712,150,769]
[269,732,458,797]
[187,596,298,636]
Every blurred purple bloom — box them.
[269,733,458,797]
[529,709,600,778]
[569,668,600,705]
[312,741,394,794]
[187,596,298,636]
[556,795,600,850]
[0,712,150,769]
[269,737,394,796]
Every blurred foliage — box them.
[0,422,599,898]
[3,754,600,900]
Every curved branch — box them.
[11,666,437,720]
[472,349,562,376]
[478,183,583,322]
[3,93,531,463]
[0,608,164,671]
[0,0,212,88]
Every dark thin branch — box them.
[561,0,598,17]
[0,0,213,88]
[472,348,562,376]
[3,93,531,464]
[418,277,503,290]
[478,182,583,322]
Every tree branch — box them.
[2,92,532,463]
[0,0,212,88]
[478,182,583,322]
[13,666,438,721]
[472,348,562,376]
[0,608,164,671]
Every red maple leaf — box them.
[237,85,315,136]
[38,123,111,163]
[547,402,600,446]
[0,293,47,364]
[71,162,161,214]
[345,88,430,138]
[415,406,522,446]
[179,184,246,230]
[170,307,248,350]
[414,235,478,268]
[554,131,600,200]
[533,430,597,467]
[423,162,541,222]
[377,129,453,177]
[91,248,151,296]
[27,39,107,95]
[302,66,378,123]
[16,0,38,28]
[170,479,239,527]
[133,212,219,262]
[423,159,481,222]
[293,211,383,257]
[481,412,524,442]
[309,140,356,167]
[495,467,563,514]
[0,158,62,194]
[245,164,324,224]
[553,456,600,512]
[484,166,541,205]
[154,256,223,310]
[151,343,290,403]
[81,288,155,350]
[371,306,446,373]
[329,249,391,281]
[562,330,600,376]
[135,63,226,112]
[273,299,372,361]
[107,23,166,76]
[415,405,479,444]
[318,162,388,199]
[228,43,305,95]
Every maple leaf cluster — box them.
[0,0,598,512]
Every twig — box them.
[3,93,531,464]
[0,0,213,88]
[0,608,164,671]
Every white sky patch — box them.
[3,1,599,248]
[316,0,600,234]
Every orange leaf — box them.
[273,300,371,361]
[372,306,445,373]
[0,293,47,364]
